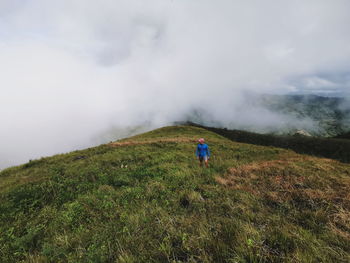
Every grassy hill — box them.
[0,126,349,262]
[190,123,350,163]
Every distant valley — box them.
[184,94,350,137]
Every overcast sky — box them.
[1,0,350,168]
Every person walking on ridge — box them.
[196,138,210,167]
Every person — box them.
[196,138,210,167]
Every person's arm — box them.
[195,145,199,157]
[207,145,210,157]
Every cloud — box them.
[288,71,350,95]
[1,0,350,168]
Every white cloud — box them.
[1,0,350,168]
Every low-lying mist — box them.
[1,0,350,169]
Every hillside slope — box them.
[334,131,350,140]
[189,123,350,163]
[0,126,349,262]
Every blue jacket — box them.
[196,143,210,157]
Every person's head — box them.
[198,138,205,144]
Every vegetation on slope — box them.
[334,131,350,140]
[0,126,349,262]
[193,123,350,163]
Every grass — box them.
[191,123,350,163]
[0,125,349,262]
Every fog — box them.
[1,0,350,168]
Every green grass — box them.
[192,123,350,163]
[0,125,349,262]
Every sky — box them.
[1,0,350,168]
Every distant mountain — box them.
[258,94,350,137]
[184,94,350,137]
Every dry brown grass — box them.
[328,206,350,239]
[109,137,196,147]
[215,154,350,240]
[216,155,350,206]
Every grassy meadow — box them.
[0,126,349,262]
